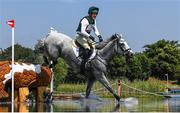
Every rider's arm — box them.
[94,20,100,36]
[80,18,90,37]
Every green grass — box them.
[119,78,166,98]
[56,83,86,94]
[54,77,178,98]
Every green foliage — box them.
[108,53,150,81]
[108,55,127,79]
[27,91,35,102]
[143,39,180,80]
[53,58,68,90]
[53,58,86,89]
[65,68,86,83]
[0,43,34,62]
[126,55,143,81]
[0,43,44,63]
[135,53,151,80]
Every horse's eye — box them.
[115,34,119,38]
[119,43,125,46]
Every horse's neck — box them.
[99,39,117,61]
[96,36,117,49]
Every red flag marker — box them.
[7,19,15,28]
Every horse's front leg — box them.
[43,56,57,68]
[49,60,58,68]
[43,55,50,66]
[85,76,95,98]
[96,71,120,102]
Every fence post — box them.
[19,87,29,102]
[117,80,121,96]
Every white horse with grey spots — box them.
[36,28,133,102]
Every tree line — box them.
[0,39,180,90]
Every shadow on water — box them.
[1,97,180,112]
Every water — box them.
[0,97,180,112]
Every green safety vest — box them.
[76,16,95,34]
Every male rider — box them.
[76,6,103,74]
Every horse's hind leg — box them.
[96,72,120,102]
[86,77,95,98]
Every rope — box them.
[54,82,117,95]
[54,80,164,97]
[120,81,164,97]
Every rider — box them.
[76,6,103,74]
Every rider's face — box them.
[90,13,98,20]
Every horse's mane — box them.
[98,34,120,57]
[96,34,119,49]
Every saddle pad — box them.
[71,40,96,60]
[72,40,80,57]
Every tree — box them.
[52,58,86,90]
[143,39,180,80]
[135,53,151,80]
[108,53,150,81]
[0,44,34,62]
[53,58,68,90]
[108,55,127,79]
[65,68,86,83]
[126,53,150,81]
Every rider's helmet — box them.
[88,6,99,15]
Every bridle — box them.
[114,34,132,55]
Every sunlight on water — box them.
[0,97,180,112]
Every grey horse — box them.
[36,29,133,102]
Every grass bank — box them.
[54,77,178,98]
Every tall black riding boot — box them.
[80,49,91,74]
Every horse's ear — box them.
[111,33,122,40]
[115,33,123,39]
[111,34,117,40]
[119,34,123,39]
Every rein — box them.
[115,37,131,55]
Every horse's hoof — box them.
[114,95,121,102]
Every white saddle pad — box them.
[72,40,96,60]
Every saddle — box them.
[72,40,96,61]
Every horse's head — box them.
[113,33,134,57]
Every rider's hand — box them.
[89,35,95,41]
[98,35,103,42]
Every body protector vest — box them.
[76,16,100,37]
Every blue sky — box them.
[0,0,179,52]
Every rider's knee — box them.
[83,44,91,50]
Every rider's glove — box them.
[98,35,103,42]
[89,35,95,41]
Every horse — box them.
[36,29,133,102]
